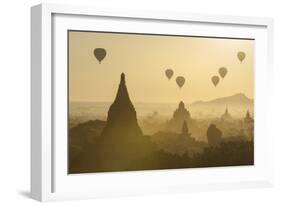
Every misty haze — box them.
[68,31,254,173]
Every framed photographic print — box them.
[31,3,274,201]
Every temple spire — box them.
[120,73,125,85]
[115,73,130,103]
[246,110,250,118]
[221,107,232,121]
[244,109,253,123]
[102,73,142,136]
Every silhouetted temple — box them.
[244,110,254,123]
[94,73,155,171]
[221,107,232,121]
[173,101,191,121]
[243,110,254,140]
[102,73,142,136]
[167,101,192,133]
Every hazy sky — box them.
[69,31,254,103]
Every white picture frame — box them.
[31,3,274,202]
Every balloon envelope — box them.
[176,76,185,88]
[211,76,220,87]
[237,51,246,62]
[94,48,107,63]
[219,67,227,78]
[165,69,174,80]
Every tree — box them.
[207,124,222,147]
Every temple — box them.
[101,73,142,136]
[167,101,192,133]
[221,107,232,121]
[244,110,254,123]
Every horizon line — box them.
[69,93,254,104]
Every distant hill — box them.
[190,93,253,108]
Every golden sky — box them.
[69,31,254,103]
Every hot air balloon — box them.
[165,69,174,80]
[237,51,246,62]
[176,76,185,88]
[94,48,107,64]
[218,67,227,78]
[211,76,220,87]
